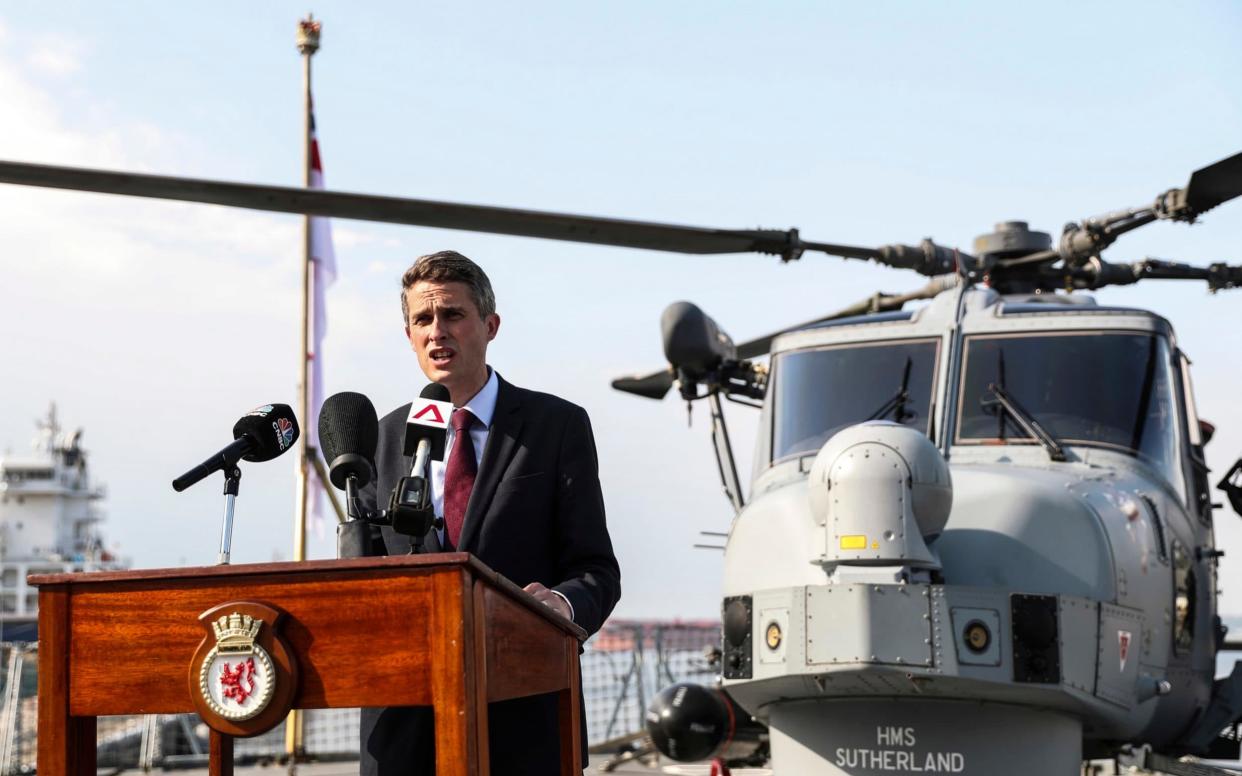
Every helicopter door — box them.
[1178,351,1215,524]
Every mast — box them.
[293,13,320,581]
[289,12,321,763]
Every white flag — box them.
[307,104,337,537]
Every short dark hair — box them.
[400,250,496,323]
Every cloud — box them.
[0,31,303,313]
[330,225,375,250]
[0,26,327,569]
[27,34,84,76]
[0,56,137,169]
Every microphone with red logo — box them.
[404,383,451,476]
[171,402,299,565]
[172,403,300,492]
[391,384,451,549]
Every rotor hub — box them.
[973,221,1052,261]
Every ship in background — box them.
[0,404,126,641]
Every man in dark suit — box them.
[356,250,621,774]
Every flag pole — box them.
[294,15,318,572]
[289,12,320,765]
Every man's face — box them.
[404,280,500,402]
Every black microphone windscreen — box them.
[232,403,300,462]
[420,383,451,402]
[318,392,379,465]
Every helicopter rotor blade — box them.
[611,369,675,400]
[1183,150,1242,217]
[1054,257,1242,292]
[1045,150,1242,267]
[0,159,890,263]
[1150,150,1242,224]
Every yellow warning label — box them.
[840,535,867,550]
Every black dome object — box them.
[645,683,733,762]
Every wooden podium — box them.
[31,553,587,776]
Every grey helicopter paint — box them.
[711,283,1213,774]
[0,151,1240,774]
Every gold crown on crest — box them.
[212,613,262,654]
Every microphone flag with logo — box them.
[172,403,301,492]
[234,403,301,462]
[404,383,452,459]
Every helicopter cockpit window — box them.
[956,332,1184,497]
[772,339,939,461]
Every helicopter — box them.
[0,149,1240,775]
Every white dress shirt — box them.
[423,368,499,540]
[410,368,574,620]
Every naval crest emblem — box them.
[198,613,275,720]
[189,601,297,735]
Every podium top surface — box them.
[29,552,586,640]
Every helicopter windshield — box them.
[956,331,1183,493]
[772,339,939,460]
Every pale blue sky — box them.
[0,2,1239,618]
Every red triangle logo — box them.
[413,403,444,423]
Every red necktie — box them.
[443,408,477,549]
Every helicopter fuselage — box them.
[720,285,1221,774]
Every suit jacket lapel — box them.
[458,376,523,552]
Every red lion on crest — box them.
[219,657,257,704]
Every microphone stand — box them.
[388,476,435,554]
[345,475,364,521]
[216,465,242,565]
[331,464,439,556]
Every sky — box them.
[0,2,1239,619]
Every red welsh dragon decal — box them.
[219,658,258,704]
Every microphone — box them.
[318,392,380,490]
[172,403,300,492]
[405,383,451,481]
[319,391,380,524]
[388,384,451,549]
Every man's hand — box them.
[523,582,572,620]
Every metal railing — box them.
[581,620,722,748]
